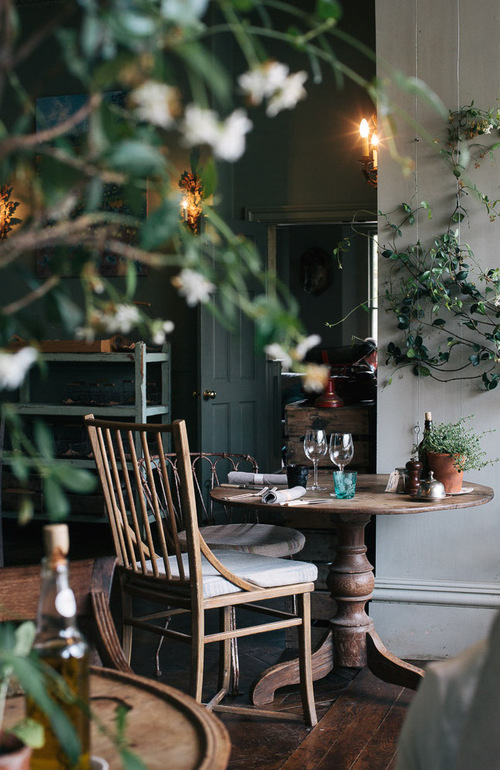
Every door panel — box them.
[198,222,277,469]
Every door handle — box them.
[203,390,217,401]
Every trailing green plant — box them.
[442,102,500,217]
[416,415,496,472]
[381,101,500,390]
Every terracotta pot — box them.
[0,733,31,770]
[426,452,463,493]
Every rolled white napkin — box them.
[262,486,306,505]
[227,471,287,486]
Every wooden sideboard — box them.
[284,403,376,472]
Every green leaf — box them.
[315,0,343,20]
[42,477,69,520]
[14,621,36,657]
[34,420,55,459]
[420,200,432,219]
[119,748,149,770]
[10,719,45,750]
[140,199,179,250]
[107,142,166,176]
[200,157,217,200]
[432,318,446,326]
[52,465,97,493]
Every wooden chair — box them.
[138,449,307,687]
[85,415,318,726]
[0,556,131,674]
[157,450,306,558]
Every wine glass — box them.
[329,432,354,474]
[303,429,328,490]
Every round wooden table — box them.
[210,473,494,706]
[5,667,231,770]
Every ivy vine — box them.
[382,102,500,390]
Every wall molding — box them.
[373,577,500,610]
[244,203,377,224]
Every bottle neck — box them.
[36,557,79,639]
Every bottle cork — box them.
[43,524,69,564]
[425,411,432,421]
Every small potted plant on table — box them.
[418,416,496,493]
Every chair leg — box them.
[218,606,232,695]
[297,592,317,728]
[154,612,172,677]
[229,606,241,695]
[189,608,205,703]
[121,591,133,665]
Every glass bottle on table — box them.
[418,411,433,478]
[26,524,90,770]
[303,429,328,490]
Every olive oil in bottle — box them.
[26,524,90,770]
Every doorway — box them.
[275,221,377,349]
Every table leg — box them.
[250,513,424,707]
[327,515,375,668]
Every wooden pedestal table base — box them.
[250,513,423,707]
[210,474,494,708]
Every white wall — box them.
[373,0,500,658]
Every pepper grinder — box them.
[405,459,422,497]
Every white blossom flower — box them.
[266,70,308,117]
[181,105,252,162]
[161,0,209,24]
[172,268,215,306]
[265,343,293,370]
[152,319,175,345]
[303,363,330,393]
[131,81,179,129]
[213,109,253,161]
[75,326,96,342]
[238,61,289,106]
[103,304,141,333]
[294,334,321,361]
[80,304,141,336]
[181,105,220,148]
[0,347,37,390]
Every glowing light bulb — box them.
[359,119,370,156]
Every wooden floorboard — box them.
[129,611,420,770]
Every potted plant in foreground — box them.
[418,416,496,493]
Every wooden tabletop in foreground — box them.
[5,667,231,770]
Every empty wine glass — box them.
[329,433,354,489]
[303,429,328,490]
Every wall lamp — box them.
[179,170,203,234]
[359,116,378,188]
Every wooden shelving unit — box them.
[2,341,171,521]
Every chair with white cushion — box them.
[147,450,306,559]
[85,415,318,725]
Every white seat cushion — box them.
[143,550,318,599]
[178,523,305,557]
